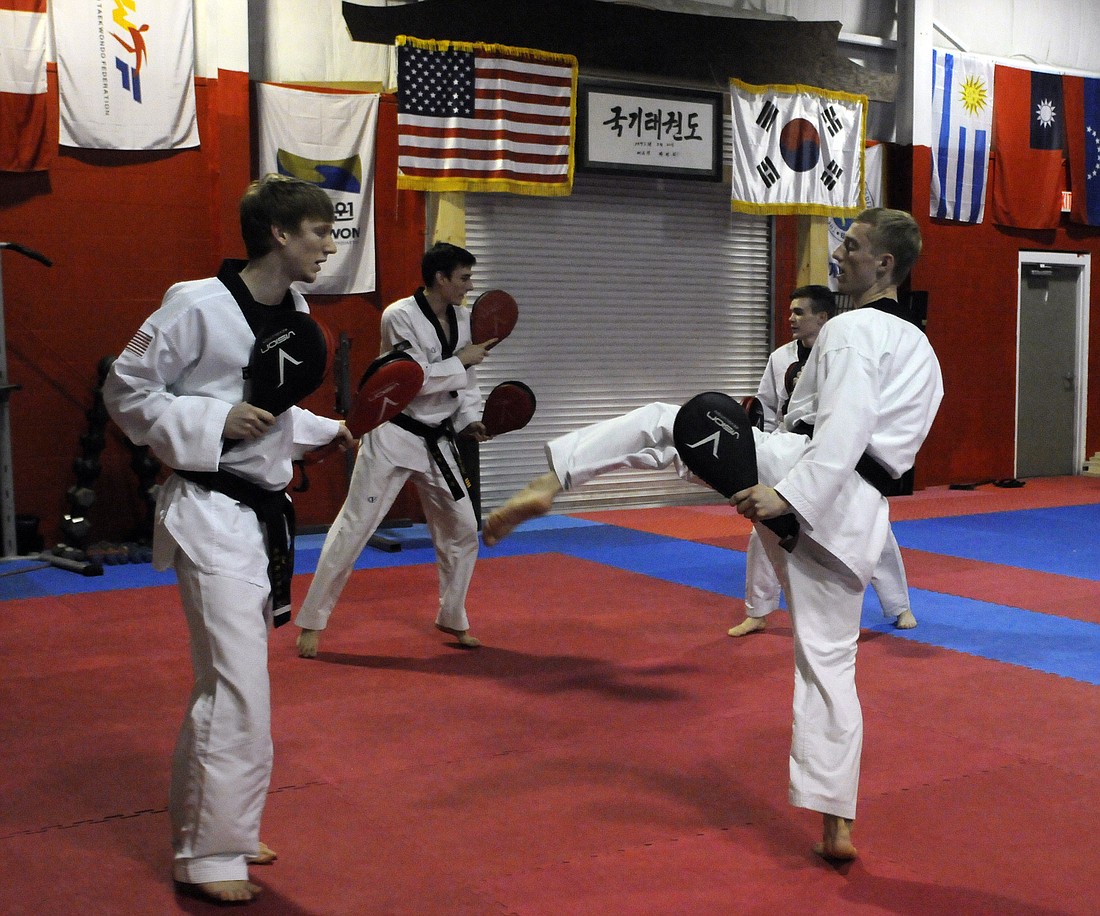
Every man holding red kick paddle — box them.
[296,242,508,653]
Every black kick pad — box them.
[247,311,329,416]
[673,392,799,552]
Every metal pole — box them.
[0,243,53,558]
[0,254,16,557]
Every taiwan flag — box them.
[1063,74,1100,226]
[990,66,1066,229]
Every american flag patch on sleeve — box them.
[124,329,153,357]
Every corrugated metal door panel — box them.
[465,170,772,513]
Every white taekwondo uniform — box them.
[104,261,341,885]
[540,301,942,820]
[295,289,484,636]
[756,338,803,434]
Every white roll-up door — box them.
[465,170,772,514]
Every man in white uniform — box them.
[730,284,916,637]
[483,209,943,861]
[104,175,353,904]
[295,242,496,655]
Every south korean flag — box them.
[729,79,867,217]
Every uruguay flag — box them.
[931,50,995,223]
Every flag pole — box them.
[0,242,52,558]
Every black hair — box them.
[790,284,837,319]
[421,242,476,287]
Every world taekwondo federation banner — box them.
[930,50,994,223]
[730,79,866,216]
[256,83,379,295]
[54,0,199,150]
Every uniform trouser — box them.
[744,525,910,619]
[295,433,479,633]
[171,553,272,884]
[757,527,864,819]
[546,401,865,818]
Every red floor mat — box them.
[1,541,1097,913]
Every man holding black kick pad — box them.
[105,175,354,903]
[484,209,943,861]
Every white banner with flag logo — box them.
[730,79,866,216]
[930,50,995,223]
[54,0,199,150]
[257,83,378,295]
[828,142,884,289]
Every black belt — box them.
[389,413,470,500]
[791,422,900,498]
[175,469,295,627]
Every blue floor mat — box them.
[892,504,1100,580]
[4,507,1098,684]
[869,589,1100,684]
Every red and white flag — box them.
[0,0,51,172]
[53,0,199,150]
[396,36,577,197]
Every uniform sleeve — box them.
[288,407,343,459]
[755,351,784,433]
[382,305,468,398]
[103,313,231,472]
[773,343,878,531]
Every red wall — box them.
[776,145,1100,491]
[0,75,423,548]
[905,145,1100,487]
[4,85,1100,548]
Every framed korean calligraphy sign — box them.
[578,81,723,181]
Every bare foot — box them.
[728,616,767,637]
[813,814,858,861]
[297,628,321,658]
[176,879,262,903]
[893,609,917,629]
[482,472,562,546]
[436,623,481,648]
[247,841,277,865]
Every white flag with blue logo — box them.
[730,79,866,216]
[257,83,378,295]
[930,50,995,223]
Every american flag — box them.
[396,37,577,196]
[124,329,153,358]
